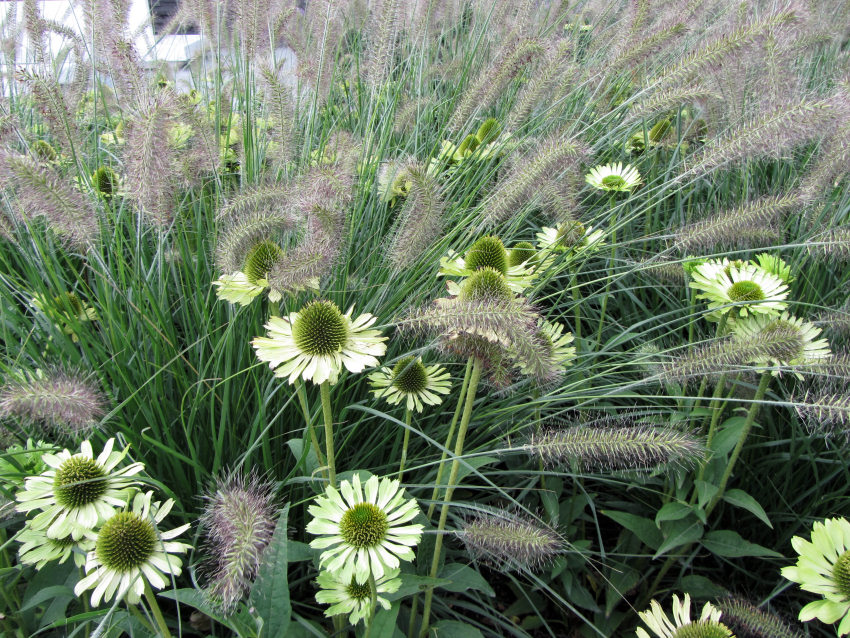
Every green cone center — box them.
[833,550,850,599]
[672,621,733,638]
[601,175,626,189]
[93,167,118,195]
[392,357,429,394]
[96,512,157,572]
[345,579,372,600]
[508,242,535,267]
[54,456,107,508]
[243,240,284,284]
[292,301,348,356]
[464,236,508,274]
[459,268,513,303]
[556,221,585,248]
[339,502,389,548]
[727,280,765,302]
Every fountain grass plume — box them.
[0,368,106,439]
[527,417,704,472]
[200,472,277,614]
[716,595,805,638]
[387,162,445,269]
[0,152,100,249]
[459,511,564,572]
[214,210,295,276]
[806,226,850,264]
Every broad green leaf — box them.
[654,502,693,527]
[605,565,640,617]
[602,510,662,549]
[20,585,75,612]
[387,574,452,601]
[680,575,727,598]
[701,530,782,558]
[711,417,748,456]
[431,620,484,637]
[694,480,718,509]
[288,540,314,562]
[249,504,292,638]
[654,517,704,558]
[723,489,772,528]
[456,456,498,482]
[438,563,494,596]
[159,588,256,634]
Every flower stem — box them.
[706,371,772,516]
[398,407,412,482]
[143,581,172,638]
[363,573,379,638]
[570,272,582,345]
[418,357,482,638]
[295,379,327,473]
[595,193,619,344]
[320,381,337,488]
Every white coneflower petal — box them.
[253,300,387,386]
[690,263,789,318]
[586,162,642,192]
[315,567,401,625]
[17,523,94,569]
[731,312,831,377]
[636,594,732,638]
[307,475,423,585]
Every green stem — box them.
[363,573,378,638]
[570,272,582,344]
[295,379,327,472]
[706,372,772,516]
[143,582,171,638]
[595,193,619,344]
[419,358,482,638]
[399,407,412,482]
[426,358,473,521]
[320,381,337,488]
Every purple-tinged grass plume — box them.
[459,511,564,572]
[200,473,277,614]
[387,162,445,269]
[806,226,850,264]
[716,595,805,638]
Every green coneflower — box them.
[213,239,289,306]
[516,319,576,376]
[690,263,789,318]
[439,236,534,293]
[307,474,423,584]
[536,221,605,256]
[586,162,642,192]
[369,357,451,413]
[636,594,734,638]
[508,242,537,267]
[30,292,98,342]
[74,490,191,606]
[17,524,94,569]
[91,166,121,198]
[781,517,850,635]
[253,300,387,385]
[731,312,831,377]
[15,438,143,540]
[315,567,401,625]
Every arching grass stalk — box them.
[320,381,337,488]
[398,407,412,482]
[570,272,582,345]
[143,581,172,638]
[691,313,729,412]
[418,357,483,638]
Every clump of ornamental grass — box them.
[199,473,277,614]
[715,595,805,638]
[0,368,106,439]
[386,162,445,270]
[527,416,704,472]
[458,511,564,572]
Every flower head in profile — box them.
[253,300,387,385]
[536,221,605,258]
[753,252,794,284]
[17,524,95,569]
[781,517,850,635]
[586,162,642,192]
[307,474,423,584]
[690,263,789,318]
[91,166,122,198]
[74,490,192,606]
[15,438,143,540]
[516,319,576,376]
[732,312,830,377]
[636,594,733,638]
[439,235,535,293]
[315,567,401,625]
[214,239,290,306]
[369,357,451,413]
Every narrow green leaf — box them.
[653,517,704,558]
[438,563,495,596]
[654,502,693,527]
[431,620,484,637]
[249,504,292,638]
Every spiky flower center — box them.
[833,550,850,599]
[243,241,284,284]
[93,167,118,195]
[672,621,733,638]
[465,236,508,274]
[54,456,107,508]
[345,579,371,600]
[556,221,586,248]
[392,357,429,394]
[727,280,765,302]
[96,512,157,572]
[339,503,388,548]
[601,175,626,189]
[459,268,513,303]
[508,242,535,267]
[292,301,349,356]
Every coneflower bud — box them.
[508,242,536,267]
[459,268,514,303]
[715,596,804,638]
[0,370,105,438]
[528,422,704,471]
[200,473,277,614]
[242,240,284,285]
[91,166,119,197]
[458,512,563,571]
[464,236,509,274]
